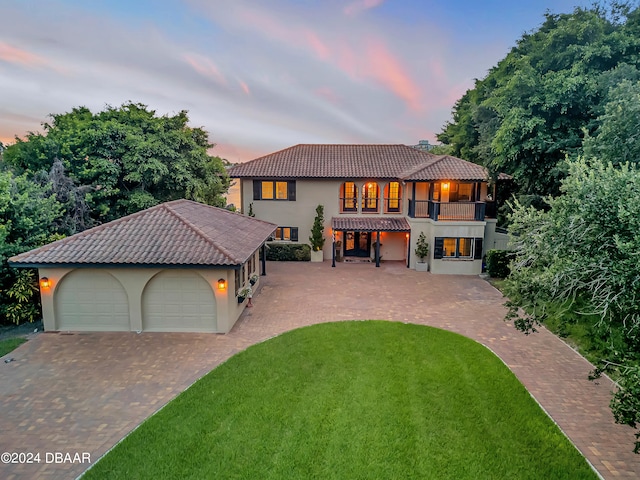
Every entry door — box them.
[344,231,371,257]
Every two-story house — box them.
[229,144,509,275]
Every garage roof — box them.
[9,200,277,268]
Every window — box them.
[248,253,255,274]
[385,181,401,212]
[253,180,296,201]
[362,182,379,212]
[234,268,241,294]
[434,237,483,259]
[272,227,299,241]
[457,183,473,202]
[341,182,357,212]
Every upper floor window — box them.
[253,180,296,201]
[340,182,358,212]
[362,182,379,212]
[384,182,402,213]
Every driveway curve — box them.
[0,261,638,479]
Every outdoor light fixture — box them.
[39,277,50,289]
[217,278,226,290]
[442,182,450,191]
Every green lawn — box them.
[84,321,596,479]
[0,337,26,357]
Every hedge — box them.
[485,249,515,278]
[264,243,311,261]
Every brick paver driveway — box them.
[1,261,638,479]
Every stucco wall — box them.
[37,254,261,333]
[242,178,409,261]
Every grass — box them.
[0,337,26,357]
[84,321,596,479]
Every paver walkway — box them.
[1,261,638,479]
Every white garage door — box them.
[55,270,130,331]
[142,271,217,332]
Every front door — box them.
[344,231,371,257]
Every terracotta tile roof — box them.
[228,144,440,179]
[331,217,411,232]
[401,155,512,181]
[9,200,277,268]
[228,144,508,181]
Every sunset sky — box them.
[1,0,593,163]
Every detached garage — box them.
[9,200,276,334]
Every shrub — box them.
[265,243,311,261]
[414,232,429,261]
[486,249,514,278]
[309,205,325,251]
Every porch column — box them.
[406,232,411,268]
[375,231,381,267]
[261,243,267,276]
[332,231,336,268]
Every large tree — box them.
[0,170,63,324]
[4,103,230,223]
[438,3,640,202]
[505,158,640,452]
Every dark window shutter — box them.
[287,181,296,201]
[433,237,444,259]
[253,180,261,200]
[474,238,483,259]
[290,227,298,242]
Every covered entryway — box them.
[55,269,130,331]
[142,270,217,332]
[331,217,411,267]
[344,231,371,257]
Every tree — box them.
[583,79,640,165]
[0,170,63,324]
[309,205,325,251]
[504,158,640,452]
[438,3,640,202]
[4,103,230,223]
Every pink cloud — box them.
[0,42,50,69]
[314,86,341,105]
[183,52,226,85]
[344,0,385,16]
[239,80,251,96]
[364,38,423,111]
[233,5,421,111]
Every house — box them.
[228,144,509,275]
[8,200,277,333]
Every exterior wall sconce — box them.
[217,279,226,290]
[442,182,450,191]
[40,277,50,289]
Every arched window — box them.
[362,182,379,212]
[384,182,402,213]
[340,182,358,212]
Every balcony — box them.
[408,200,486,221]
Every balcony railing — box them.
[409,200,486,221]
[383,197,402,214]
[340,197,358,213]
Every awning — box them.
[331,217,411,232]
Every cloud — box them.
[183,52,227,85]
[344,0,385,16]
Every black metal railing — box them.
[408,200,486,221]
[340,197,357,213]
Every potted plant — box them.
[249,273,259,286]
[309,205,325,262]
[415,232,429,271]
[237,286,251,303]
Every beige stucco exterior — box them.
[240,178,499,275]
[37,250,261,333]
